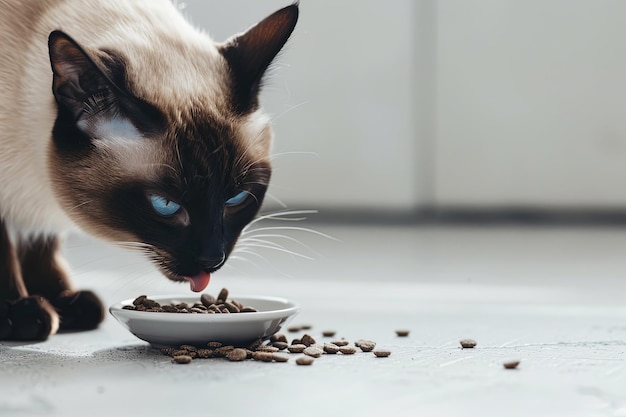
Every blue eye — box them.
[225,191,249,207]
[150,195,181,216]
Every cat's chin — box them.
[161,269,212,293]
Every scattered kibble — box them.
[226,348,248,362]
[338,346,357,355]
[287,344,306,353]
[295,356,314,366]
[300,334,317,347]
[303,346,323,358]
[323,343,340,354]
[503,360,520,369]
[395,330,410,337]
[460,339,477,349]
[321,330,336,337]
[172,355,192,364]
[373,349,391,358]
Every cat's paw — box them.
[0,296,59,341]
[0,301,12,340]
[53,290,105,331]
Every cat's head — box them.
[46,4,298,291]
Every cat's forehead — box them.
[119,36,231,114]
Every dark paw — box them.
[0,301,12,340]
[0,296,59,341]
[53,290,104,331]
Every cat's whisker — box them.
[244,209,318,229]
[264,192,288,208]
[241,225,339,242]
[268,100,309,123]
[238,233,323,257]
[268,151,320,161]
[236,241,314,261]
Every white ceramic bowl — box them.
[109,294,300,348]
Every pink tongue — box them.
[185,272,211,292]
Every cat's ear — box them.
[220,3,299,113]
[48,30,116,120]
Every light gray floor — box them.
[2,224,626,417]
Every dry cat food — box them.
[503,360,520,369]
[373,349,391,358]
[395,330,410,337]
[460,339,477,349]
[295,356,315,366]
[123,288,258,314]
[321,330,336,337]
[161,329,388,366]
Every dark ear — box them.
[220,3,299,113]
[48,30,116,120]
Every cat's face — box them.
[46,5,298,291]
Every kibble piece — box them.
[373,349,391,358]
[227,348,248,362]
[272,353,289,362]
[503,360,520,369]
[287,326,301,333]
[303,346,323,358]
[287,344,306,353]
[358,342,376,352]
[122,305,135,310]
[300,324,313,330]
[214,346,235,357]
[161,305,178,313]
[172,355,192,364]
[247,338,264,351]
[179,345,197,352]
[160,348,175,356]
[272,341,289,350]
[189,307,207,314]
[460,339,477,349]
[171,349,189,357]
[339,346,357,355]
[206,341,223,348]
[217,288,229,303]
[132,295,147,306]
[200,293,216,307]
[196,349,214,359]
[395,330,410,337]
[332,340,349,347]
[240,306,258,313]
[142,299,160,308]
[354,339,375,348]
[295,356,314,366]
[252,351,274,362]
[224,302,240,313]
[321,330,336,337]
[256,345,279,353]
[271,333,288,343]
[300,334,316,347]
[323,343,340,354]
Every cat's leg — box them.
[0,219,59,340]
[19,236,105,331]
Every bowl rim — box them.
[109,294,300,322]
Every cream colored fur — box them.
[0,0,271,238]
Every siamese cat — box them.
[0,0,298,340]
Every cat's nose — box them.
[198,253,226,272]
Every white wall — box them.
[435,0,626,208]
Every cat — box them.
[0,0,298,341]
